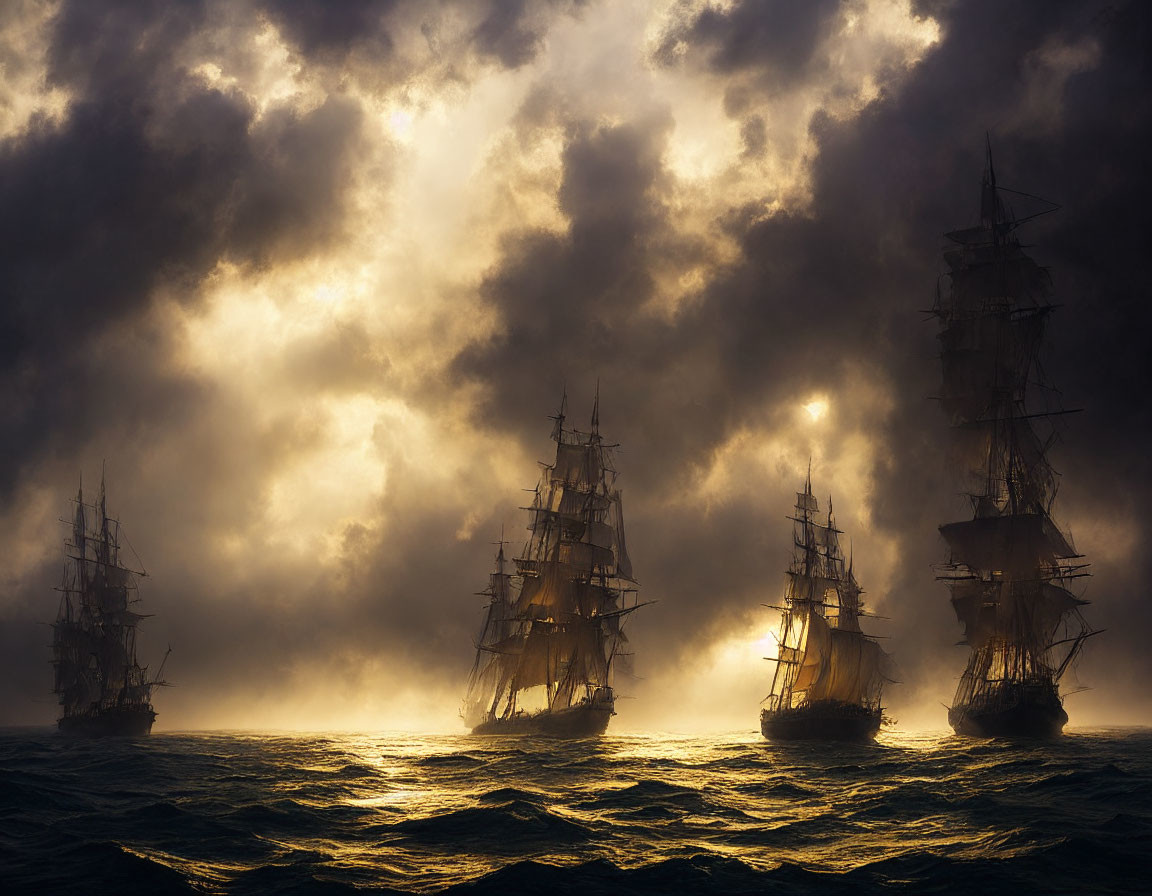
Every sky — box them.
[1,0,1149,733]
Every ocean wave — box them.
[7,840,200,896]
[390,800,594,851]
[476,786,548,805]
[1,729,1148,895]
[442,854,866,896]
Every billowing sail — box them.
[934,147,1095,734]
[461,394,643,731]
[807,629,885,705]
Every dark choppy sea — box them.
[1,728,1148,895]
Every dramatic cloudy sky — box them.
[1,0,1148,731]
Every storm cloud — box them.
[1,0,1148,731]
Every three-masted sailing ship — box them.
[933,143,1097,737]
[52,475,167,735]
[761,474,891,741]
[461,393,643,736]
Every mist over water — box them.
[1,727,1147,894]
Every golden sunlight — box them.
[803,396,830,422]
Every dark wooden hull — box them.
[760,701,881,742]
[949,690,1068,738]
[471,702,614,737]
[58,706,155,737]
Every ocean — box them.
[0,727,1148,895]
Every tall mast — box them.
[98,466,110,568]
[981,133,998,233]
[590,379,600,437]
[550,387,567,443]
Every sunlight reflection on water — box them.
[1,727,1148,894]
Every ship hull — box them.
[760,701,881,742]
[949,687,1068,738]
[471,701,614,737]
[58,706,156,737]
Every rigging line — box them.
[117,526,148,578]
[995,184,1061,207]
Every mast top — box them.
[590,379,600,437]
[980,133,1003,234]
[985,132,996,189]
[549,386,568,442]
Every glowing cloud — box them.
[803,396,830,422]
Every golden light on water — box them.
[115,726,975,892]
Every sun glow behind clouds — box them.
[803,396,830,422]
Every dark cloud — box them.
[260,0,397,61]
[48,0,209,96]
[740,114,767,157]
[0,0,364,499]
[472,0,543,69]
[655,0,842,85]
[455,115,673,408]
[3,0,1150,729]
[259,0,571,72]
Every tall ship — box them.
[761,473,892,741]
[461,392,644,736]
[52,475,167,736]
[933,144,1097,737]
